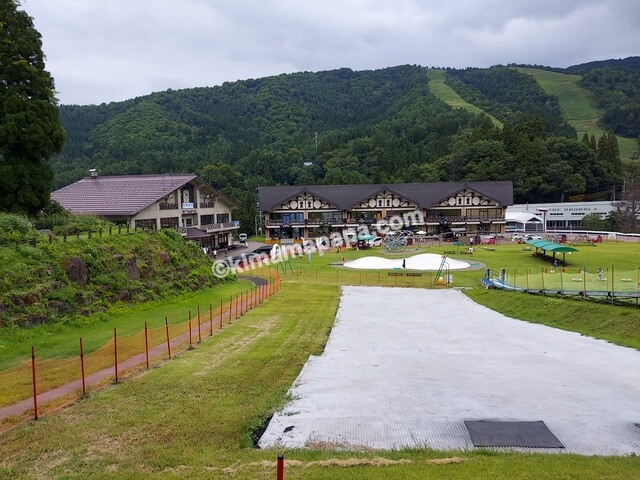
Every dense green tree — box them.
[0,0,65,214]
[580,212,608,231]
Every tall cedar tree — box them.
[0,0,65,214]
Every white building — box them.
[507,201,613,232]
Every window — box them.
[281,212,303,223]
[135,219,156,230]
[216,213,230,223]
[160,217,179,228]
[201,215,214,225]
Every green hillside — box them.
[0,228,223,330]
[44,63,639,227]
[427,69,502,126]
[518,67,637,160]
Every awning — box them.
[526,239,578,253]
[183,227,212,239]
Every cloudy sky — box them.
[20,0,640,106]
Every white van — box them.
[238,233,248,243]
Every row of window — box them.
[136,213,231,230]
[269,208,503,222]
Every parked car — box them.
[238,233,248,243]
[252,245,274,256]
[229,252,267,268]
[479,235,496,244]
[356,239,371,249]
[368,236,383,247]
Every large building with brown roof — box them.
[52,172,239,248]
[259,181,513,241]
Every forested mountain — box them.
[51,60,640,234]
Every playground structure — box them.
[482,266,640,305]
[433,255,451,286]
[384,230,413,253]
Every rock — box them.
[65,257,88,285]
[117,290,132,302]
[126,256,141,280]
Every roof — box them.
[183,227,211,239]
[259,181,513,212]
[526,239,579,253]
[52,174,236,216]
[506,212,542,223]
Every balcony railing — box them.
[199,202,215,208]
[205,220,240,233]
[159,203,178,210]
[267,215,505,227]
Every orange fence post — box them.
[219,299,223,329]
[114,328,118,383]
[31,346,38,420]
[236,294,239,318]
[80,337,86,395]
[197,305,202,343]
[209,303,213,336]
[229,296,233,323]
[144,321,149,369]
[165,317,171,359]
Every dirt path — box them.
[0,276,270,423]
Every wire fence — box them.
[0,278,280,429]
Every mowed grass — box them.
[518,67,638,160]
[2,241,640,478]
[428,69,502,126]
[0,279,256,407]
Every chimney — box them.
[89,168,98,178]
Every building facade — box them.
[52,172,239,248]
[507,201,614,231]
[259,181,513,241]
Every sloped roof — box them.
[526,239,579,253]
[506,212,542,223]
[52,174,203,216]
[259,181,513,211]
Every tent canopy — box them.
[526,239,578,253]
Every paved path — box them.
[0,276,270,422]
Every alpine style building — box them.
[51,172,238,248]
[259,181,513,241]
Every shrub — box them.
[0,213,39,244]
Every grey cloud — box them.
[20,0,640,105]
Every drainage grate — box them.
[465,420,564,448]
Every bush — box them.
[0,213,39,244]
[51,214,113,236]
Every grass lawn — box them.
[428,69,502,126]
[1,241,640,478]
[518,67,638,161]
